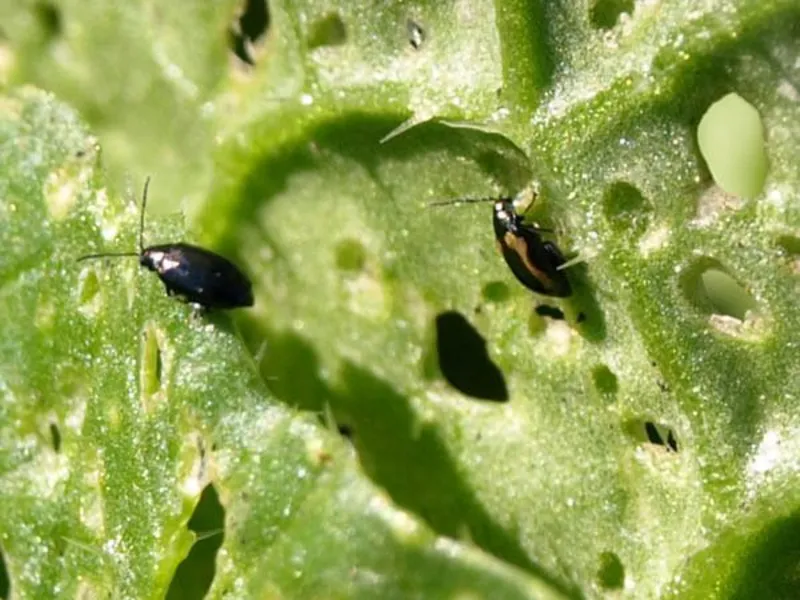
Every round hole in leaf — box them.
[589,0,634,30]
[435,311,508,402]
[597,550,625,589]
[697,93,768,199]
[680,259,757,320]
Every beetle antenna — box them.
[428,196,511,207]
[76,252,140,262]
[140,176,151,253]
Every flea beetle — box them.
[430,191,572,297]
[78,178,254,310]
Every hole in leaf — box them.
[166,484,225,600]
[35,1,61,39]
[482,281,511,303]
[0,544,8,598]
[407,18,425,50]
[535,304,565,320]
[624,419,678,452]
[308,13,347,49]
[697,93,768,199]
[589,0,633,29]
[337,423,354,440]
[49,421,62,452]
[591,365,618,397]
[229,0,269,65]
[597,551,625,589]
[142,326,163,396]
[601,181,650,235]
[680,259,757,320]
[335,239,366,273]
[435,311,508,402]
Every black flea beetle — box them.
[78,178,254,310]
[430,192,572,297]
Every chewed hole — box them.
[49,422,62,452]
[35,1,61,39]
[591,364,618,397]
[535,304,565,320]
[482,281,511,303]
[700,269,757,319]
[589,0,634,29]
[680,259,757,320]
[597,551,625,589]
[335,239,366,273]
[165,484,225,600]
[602,181,650,236]
[407,18,425,49]
[435,311,508,402]
[229,0,269,66]
[0,543,8,598]
[624,419,679,452]
[308,13,347,49]
[142,325,163,396]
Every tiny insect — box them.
[77,177,254,310]
[430,191,572,297]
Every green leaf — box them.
[0,88,560,599]
[2,0,800,598]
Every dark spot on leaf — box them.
[435,311,508,402]
[407,18,425,49]
[597,551,625,589]
[482,281,511,303]
[591,365,618,397]
[0,543,8,598]
[49,421,61,452]
[337,423,354,440]
[229,0,269,65]
[602,181,650,235]
[624,419,679,452]
[680,258,757,320]
[308,13,347,49]
[777,235,800,257]
[35,1,61,39]
[334,239,366,273]
[166,484,225,600]
[589,0,634,30]
[535,304,565,320]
